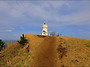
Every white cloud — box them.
[59,10,90,26]
[0,1,90,40]
[0,1,90,27]
[79,30,90,34]
[20,27,24,29]
[0,30,12,33]
[0,1,69,18]
[7,30,12,32]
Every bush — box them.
[56,33,62,36]
[84,41,90,47]
[50,31,56,36]
[0,39,5,51]
[50,31,62,36]
[18,34,28,46]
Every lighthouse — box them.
[42,21,48,35]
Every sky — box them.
[0,0,90,40]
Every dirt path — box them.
[31,36,57,67]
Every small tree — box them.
[50,31,56,36]
[56,33,62,36]
[18,34,28,46]
[0,39,5,51]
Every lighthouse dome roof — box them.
[42,23,48,28]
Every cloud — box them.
[0,30,12,33]
[0,1,90,40]
[59,10,90,26]
[79,30,90,34]
[0,1,69,19]
[7,30,12,32]
[0,1,90,27]
[0,1,90,28]
[20,27,24,29]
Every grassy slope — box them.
[0,34,90,67]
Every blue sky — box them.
[0,1,90,40]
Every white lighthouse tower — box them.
[42,21,48,35]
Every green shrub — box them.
[0,39,5,51]
[84,42,90,47]
[71,59,79,62]
[88,41,90,44]
[18,34,28,46]
[86,45,90,47]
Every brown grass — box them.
[0,34,90,67]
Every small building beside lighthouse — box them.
[42,22,48,35]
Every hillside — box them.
[0,34,90,67]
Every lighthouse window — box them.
[43,31,46,34]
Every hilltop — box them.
[0,34,90,67]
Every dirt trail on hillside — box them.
[31,36,57,67]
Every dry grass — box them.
[0,34,90,67]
